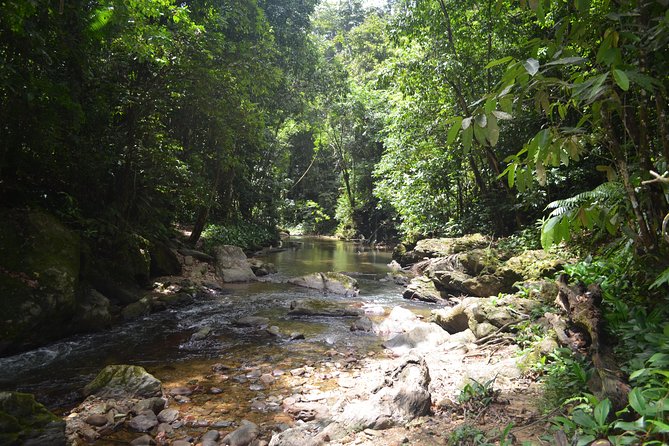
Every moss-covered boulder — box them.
[499,249,566,281]
[403,276,447,302]
[83,365,162,399]
[148,240,181,277]
[0,209,80,355]
[432,295,542,339]
[0,391,66,446]
[288,272,359,296]
[401,234,490,265]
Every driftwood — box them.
[551,275,630,410]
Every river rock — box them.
[191,326,213,341]
[213,245,256,282]
[121,297,152,320]
[334,355,431,432]
[396,234,490,265]
[248,258,277,276]
[288,299,362,317]
[374,306,421,337]
[0,391,67,446]
[85,413,108,427]
[128,410,159,432]
[72,288,113,333]
[402,276,446,302]
[157,408,179,423]
[133,397,165,414]
[149,240,182,277]
[350,316,373,332]
[288,272,358,296]
[130,434,157,445]
[84,365,162,399]
[0,209,81,355]
[383,323,450,354]
[432,295,542,338]
[222,419,259,446]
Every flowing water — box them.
[0,237,423,417]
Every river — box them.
[0,237,422,416]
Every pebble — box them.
[209,387,223,394]
[169,386,193,396]
[85,413,108,426]
[260,374,274,385]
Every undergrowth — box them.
[201,222,279,252]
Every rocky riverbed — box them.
[2,235,573,445]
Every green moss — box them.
[0,392,62,444]
[0,210,81,352]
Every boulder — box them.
[0,391,66,446]
[0,209,80,355]
[213,245,256,282]
[149,241,181,277]
[432,270,509,297]
[121,297,152,321]
[72,288,113,332]
[383,323,450,354]
[374,306,421,337]
[127,410,159,432]
[500,249,566,281]
[288,272,358,296]
[248,258,277,276]
[83,365,162,399]
[402,276,446,302]
[335,356,431,430]
[432,295,542,338]
[222,420,259,446]
[288,299,361,318]
[350,316,374,332]
[397,234,489,264]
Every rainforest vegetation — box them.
[1,0,669,443]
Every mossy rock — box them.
[457,248,500,276]
[413,234,490,258]
[0,209,81,355]
[149,240,181,277]
[501,250,566,281]
[0,391,66,446]
[84,365,162,399]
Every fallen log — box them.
[552,275,630,410]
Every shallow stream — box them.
[0,237,426,418]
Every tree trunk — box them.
[188,160,223,246]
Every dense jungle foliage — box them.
[1,0,669,443]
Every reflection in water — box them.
[0,237,417,410]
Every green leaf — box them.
[648,419,669,433]
[594,399,611,426]
[475,113,487,127]
[486,114,500,146]
[474,123,488,145]
[614,417,645,432]
[447,117,463,145]
[485,56,513,69]
[462,126,473,153]
[572,410,597,429]
[650,267,669,289]
[613,69,630,91]
[629,388,647,416]
[507,163,517,188]
[545,56,587,66]
[462,117,473,130]
[523,58,540,76]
